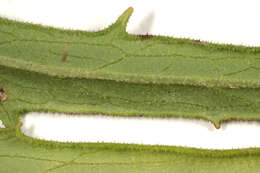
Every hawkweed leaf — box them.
[0,7,260,172]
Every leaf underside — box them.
[1,7,260,172]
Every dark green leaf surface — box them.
[1,7,260,172]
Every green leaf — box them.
[1,130,260,173]
[1,7,260,172]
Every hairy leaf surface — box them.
[0,7,260,172]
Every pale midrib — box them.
[1,55,260,88]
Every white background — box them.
[1,0,260,149]
[1,0,260,46]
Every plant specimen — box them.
[1,7,260,172]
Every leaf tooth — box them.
[108,7,133,36]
